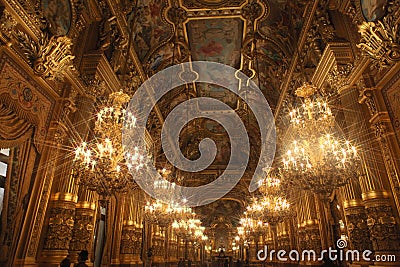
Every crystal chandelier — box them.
[288,83,334,138]
[172,215,206,241]
[281,84,360,197]
[144,199,175,226]
[239,213,267,237]
[258,168,282,196]
[245,195,292,226]
[246,168,294,225]
[73,91,145,196]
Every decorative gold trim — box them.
[343,199,364,209]
[51,192,78,202]
[75,201,96,210]
[362,190,390,201]
[304,219,319,226]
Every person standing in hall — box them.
[75,250,89,267]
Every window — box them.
[0,148,9,216]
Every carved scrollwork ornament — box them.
[0,8,17,45]
[15,30,75,80]
[326,63,354,91]
[43,206,75,250]
[360,89,378,116]
[357,15,400,69]
[242,1,263,23]
[366,205,400,252]
[166,6,187,25]
[69,213,94,251]
[82,75,106,99]
[344,208,373,251]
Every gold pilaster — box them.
[338,84,400,263]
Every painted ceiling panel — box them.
[187,18,244,110]
[132,0,173,61]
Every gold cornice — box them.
[362,190,390,201]
[311,42,353,89]
[63,69,88,98]
[97,54,121,94]
[344,56,370,89]
[179,0,248,12]
[311,44,337,89]
[87,0,103,21]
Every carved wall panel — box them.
[0,48,55,153]
[382,74,400,147]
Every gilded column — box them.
[152,224,165,263]
[69,188,97,263]
[39,96,80,265]
[340,180,372,253]
[169,231,178,262]
[108,194,126,266]
[120,191,143,265]
[304,193,322,265]
[40,150,79,265]
[359,88,400,217]
[296,191,307,252]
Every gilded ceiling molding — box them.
[0,8,17,46]
[181,0,246,10]
[1,0,42,39]
[312,42,353,89]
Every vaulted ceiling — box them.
[106,0,344,228]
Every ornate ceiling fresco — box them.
[127,0,310,228]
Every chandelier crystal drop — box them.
[73,91,145,196]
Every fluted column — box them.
[295,191,307,253]
[341,179,372,254]
[339,85,400,264]
[40,126,79,266]
[107,194,126,266]
[40,173,78,264]
[152,224,164,263]
[120,191,143,265]
[168,232,178,262]
[69,188,97,263]
[304,193,322,265]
